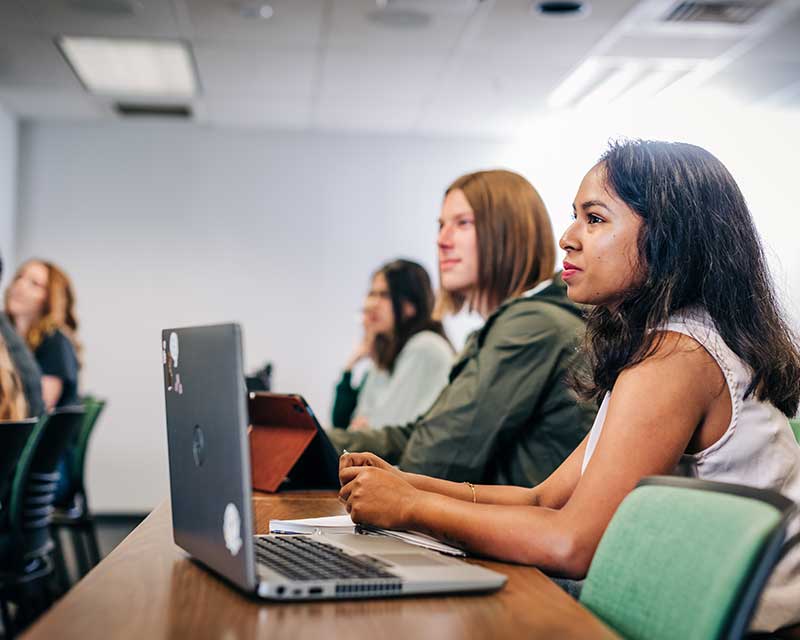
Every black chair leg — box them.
[51,531,71,594]
[70,528,90,579]
[84,519,102,567]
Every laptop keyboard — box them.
[254,535,399,581]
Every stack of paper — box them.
[268,515,466,557]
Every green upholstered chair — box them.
[580,476,798,640]
[789,419,800,444]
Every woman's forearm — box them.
[401,471,539,506]
[406,490,585,576]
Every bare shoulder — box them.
[617,330,725,402]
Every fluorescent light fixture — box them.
[619,68,684,102]
[547,59,603,109]
[578,62,642,107]
[58,36,197,98]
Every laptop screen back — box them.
[162,323,257,591]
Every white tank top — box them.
[581,308,800,632]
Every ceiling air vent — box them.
[663,1,772,24]
[115,103,192,119]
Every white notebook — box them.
[268,515,466,557]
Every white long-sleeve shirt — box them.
[354,330,453,429]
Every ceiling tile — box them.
[327,0,472,52]
[0,34,83,90]
[466,0,641,57]
[603,34,744,60]
[440,53,575,105]
[0,1,38,35]
[21,0,181,38]
[179,0,325,46]
[319,50,445,100]
[194,43,317,99]
[1,0,798,133]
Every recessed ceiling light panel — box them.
[58,36,198,98]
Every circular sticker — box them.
[223,502,242,556]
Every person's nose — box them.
[438,223,454,249]
[559,221,581,253]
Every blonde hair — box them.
[438,169,556,315]
[0,336,27,420]
[6,260,82,362]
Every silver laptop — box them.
[161,322,507,600]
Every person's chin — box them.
[442,281,472,297]
[440,274,460,291]
[564,282,589,304]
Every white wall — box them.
[15,123,509,512]
[0,106,17,282]
[497,101,800,326]
[16,109,800,513]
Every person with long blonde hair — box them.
[5,259,81,410]
[0,254,44,417]
[0,336,27,420]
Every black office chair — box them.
[0,418,40,637]
[246,362,272,392]
[0,406,85,637]
[51,397,106,582]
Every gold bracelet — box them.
[464,481,477,504]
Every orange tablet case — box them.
[248,392,339,493]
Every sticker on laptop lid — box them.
[164,345,174,391]
[174,373,183,395]
[169,332,180,368]
[223,502,242,556]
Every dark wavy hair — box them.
[570,139,800,417]
[373,259,452,372]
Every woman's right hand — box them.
[339,451,404,485]
[344,327,376,371]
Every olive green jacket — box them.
[328,274,595,487]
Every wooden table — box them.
[22,492,618,639]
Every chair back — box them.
[790,418,800,444]
[0,419,39,512]
[29,405,85,474]
[69,397,106,495]
[580,476,797,640]
[3,407,86,566]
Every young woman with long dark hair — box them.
[332,259,453,431]
[337,141,800,633]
